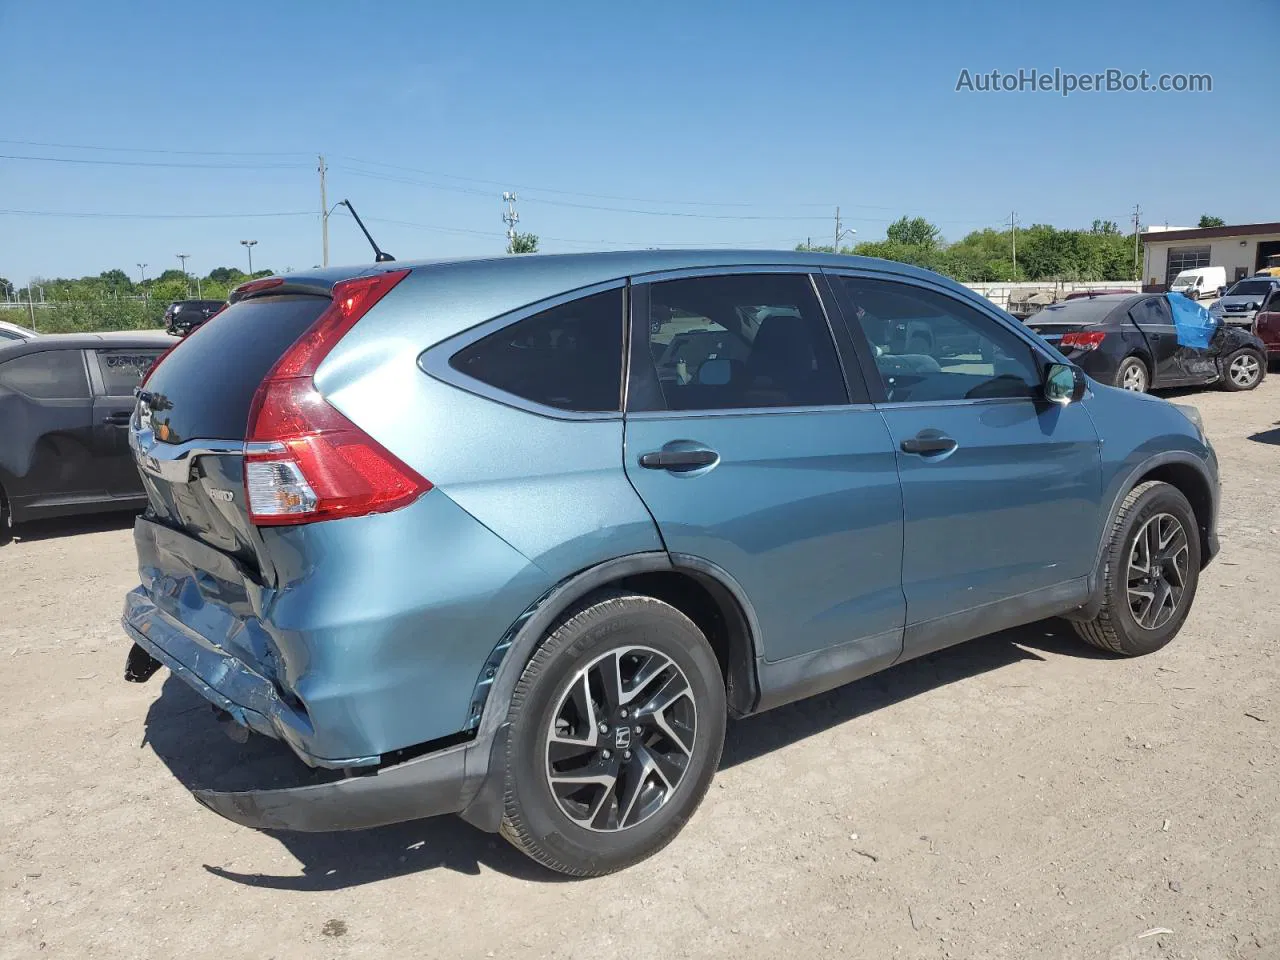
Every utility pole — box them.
[240,240,258,277]
[25,286,36,330]
[834,206,841,253]
[1009,211,1018,280]
[1132,204,1143,282]
[137,263,148,308]
[502,192,520,253]
[319,154,329,267]
[176,254,191,297]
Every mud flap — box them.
[124,642,163,683]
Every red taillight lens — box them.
[243,269,429,526]
[1060,330,1107,351]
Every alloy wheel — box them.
[1229,352,1261,388]
[545,646,697,832]
[1121,362,1146,392]
[1126,512,1190,630]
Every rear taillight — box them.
[1060,330,1107,351]
[242,269,430,526]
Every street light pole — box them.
[176,254,191,297]
[240,240,258,277]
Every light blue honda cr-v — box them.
[122,251,1219,875]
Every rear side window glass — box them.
[1129,297,1173,327]
[143,295,328,443]
[632,273,847,411]
[0,350,90,399]
[449,288,624,412]
[95,349,166,396]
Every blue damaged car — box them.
[122,251,1220,875]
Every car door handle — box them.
[639,449,719,471]
[900,434,957,455]
[102,411,132,426]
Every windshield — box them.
[1228,280,1273,297]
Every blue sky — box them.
[1,0,1275,283]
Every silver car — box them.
[1210,277,1280,327]
[0,319,37,342]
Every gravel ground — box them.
[2,378,1278,960]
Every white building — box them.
[1142,221,1280,290]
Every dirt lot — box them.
[2,380,1278,960]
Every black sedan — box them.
[1025,293,1267,393]
[0,331,175,538]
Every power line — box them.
[0,208,312,219]
[333,165,837,221]
[0,137,309,158]
[334,154,848,209]
[0,152,304,170]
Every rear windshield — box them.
[144,295,327,443]
[1030,299,1118,325]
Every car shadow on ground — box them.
[1247,423,1280,446]
[140,618,1108,890]
[8,509,138,543]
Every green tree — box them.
[885,216,941,249]
[1198,215,1226,228]
[508,232,539,254]
[207,266,242,284]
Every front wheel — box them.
[1072,481,1200,656]
[1221,348,1264,391]
[1115,356,1149,392]
[499,592,726,876]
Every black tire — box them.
[499,592,726,877]
[0,483,11,546]
[1220,348,1264,391]
[1115,355,1149,393]
[1072,481,1201,657]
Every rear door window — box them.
[0,349,90,399]
[1129,296,1174,329]
[93,348,167,397]
[628,273,847,411]
[142,295,329,443]
[448,288,624,412]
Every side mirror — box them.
[1044,362,1085,405]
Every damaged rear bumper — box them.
[191,741,474,832]
[122,588,378,769]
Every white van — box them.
[1170,266,1227,301]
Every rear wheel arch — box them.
[460,552,760,832]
